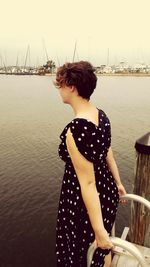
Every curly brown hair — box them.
[54,61,97,100]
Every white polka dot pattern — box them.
[56,109,119,266]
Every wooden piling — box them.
[129,132,150,247]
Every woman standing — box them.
[55,61,126,267]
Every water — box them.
[0,75,149,267]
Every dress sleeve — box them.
[69,119,97,162]
[102,111,111,150]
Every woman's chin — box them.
[62,99,70,104]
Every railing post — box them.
[129,132,150,247]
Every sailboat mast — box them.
[72,41,77,62]
[0,54,2,67]
[56,55,60,67]
[16,53,19,67]
[24,45,29,69]
[42,38,49,62]
[107,48,109,66]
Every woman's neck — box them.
[70,97,95,118]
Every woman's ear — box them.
[70,85,76,92]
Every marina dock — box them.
[111,225,150,267]
[87,193,150,267]
[112,241,150,266]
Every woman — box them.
[54,61,126,267]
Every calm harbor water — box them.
[0,75,150,267]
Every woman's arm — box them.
[66,128,113,249]
[106,147,126,197]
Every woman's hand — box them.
[117,183,127,204]
[95,228,114,250]
[117,183,126,197]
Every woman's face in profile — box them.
[58,84,73,104]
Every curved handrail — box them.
[110,237,148,267]
[87,240,97,267]
[87,237,148,267]
[87,194,150,267]
[121,194,150,210]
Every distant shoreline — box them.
[0,73,150,77]
[45,73,150,77]
[96,73,150,77]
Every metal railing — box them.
[121,193,150,210]
[87,194,150,267]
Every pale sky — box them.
[0,0,150,66]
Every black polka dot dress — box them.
[56,109,119,267]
